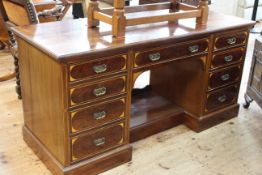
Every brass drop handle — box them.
[93,87,107,97]
[149,53,161,62]
[218,95,227,103]
[93,64,107,74]
[93,137,106,146]
[93,111,106,120]
[220,74,230,81]
[188,45,199,53]
[227,37,237,45]
[224,55,233,62]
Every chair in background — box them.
[0,0,72,99]
[0,12,8,50]
[35,0,72,22]
[0,12,15,82]
[139,0,210,6]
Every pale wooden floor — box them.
[1,20,262,175]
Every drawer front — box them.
[211,47,245,69]
[134,39,208,67]
[71,99,125,133]
[69,55,126,81]
[214,32,247,50]
[205,85,239,112]
[70,77,126,105]
[71,123,125,161]
[209,66,242,90]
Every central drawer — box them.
[134,39,209,68]
[71,122,125,162]
[70,76,126,106]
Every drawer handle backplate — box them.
[93,137,106,146]
[93,111,106,120]
[188,45,199,53]
[217,95,227,103]
[227,37,237,45]
[93,87,107,97]
[149,53,161,62]
[220,74,230,81]
[93,64,107,74]
[224,55,233,62]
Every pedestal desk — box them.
[12,11,254,175]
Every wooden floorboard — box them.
[0,26,262,175]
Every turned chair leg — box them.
[14,56,22,99]
[7,30,22,99]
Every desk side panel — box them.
[17,38,69,165]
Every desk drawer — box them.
[205,85,238,113]
[71,99,125,133]
[214,31,247,50]
[211,47,245,69]
[71,122,125,161]
[70,77,126,105]
[208,65,242,90]
[134,39,208,68]
[69,55,127,81]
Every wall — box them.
[209,0,239,16]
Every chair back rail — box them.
[88,0,209,37]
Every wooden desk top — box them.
[12,11,254,62]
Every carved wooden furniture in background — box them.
[34,0,72,22]
[0,12,8,50]
[139,0,201,5]
[0,0,38,98]
[12,11,254,175]
[0,12,15,82]
[88,0,209,37]
[0,0,72,98]
[100,0,131,6]
[244,37,262,108]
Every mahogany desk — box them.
[12,11,254,175]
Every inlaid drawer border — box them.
[69,97,126,135]
[207,64,243,91]
[210,47,246,70]
[70,122,126,163]
[204,84,239,113]
[133,38,209,69]
[68,54,127,82]
[213,30,248,51]
[69,75,127,107]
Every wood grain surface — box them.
[12,11,254,61]
[1,69,262,175]
[0,29,262,175]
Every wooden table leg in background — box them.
[250,0,262,35]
